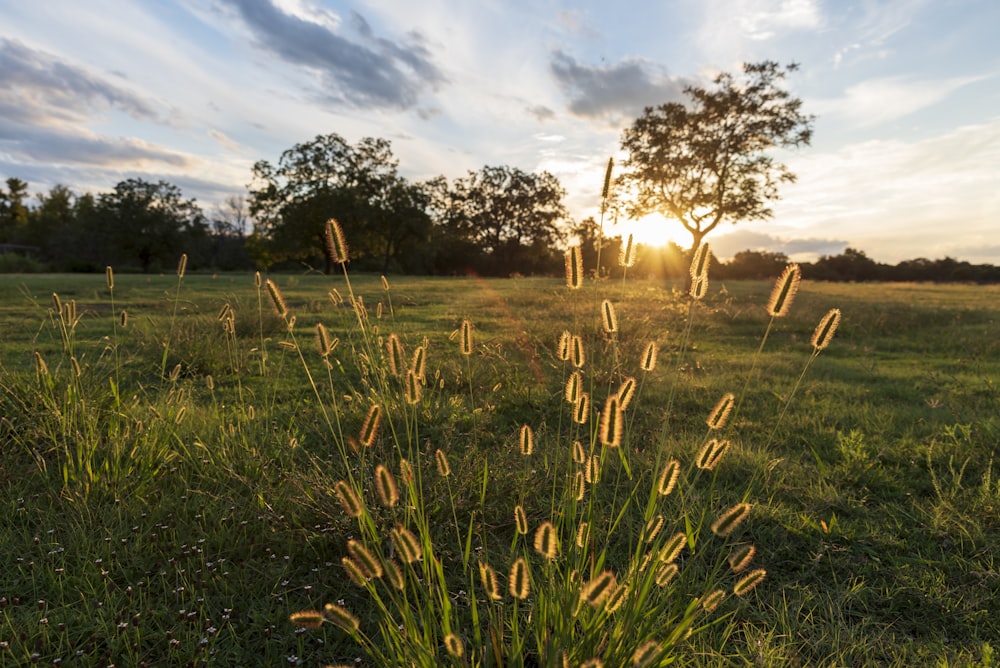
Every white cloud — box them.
[814,74,988,127]
[694,0,821,61]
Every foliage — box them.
[618,61,813,252]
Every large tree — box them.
[618,61,813,252]
[248,134,427,273]
[439,165,569,275]
[98,179,206,272]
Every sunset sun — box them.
[608,214,691,250]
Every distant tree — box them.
[618,61,813,253]
[0,177,31,244]
[440,165,569,275]
[26,184,76,263]
[248,133,424,273]
[720,250,790,279]
[98,179,206,272]
[806,247,883,282]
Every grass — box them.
[0,268,998,666]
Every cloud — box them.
[220,0,445,110]
[814,74,989,127]
[0,38,160,126]
[710,229,847,260]
[549,51,691,123]
[695,0,822,61]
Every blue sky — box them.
[2,0,998,263]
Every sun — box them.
[607,213,691,250]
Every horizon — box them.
[2,0,998,266]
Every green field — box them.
[1,270,998,667]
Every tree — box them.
[0,177,31,244]
[618,61,813,253]
[98,179,206,272]
[248,133,416,273]
[439,165,569,275]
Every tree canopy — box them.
[618,61,813,252]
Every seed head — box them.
[601,299,618,334]
[601,157,614,200]
[565,246,584,289]
[572,440,586,464]
[386,334,405,376]
[444,633,464,658]
[374,464,399,507]
[711,503,751,538]
[565,370,583,404]
[509,557,531,599]
[644,515,664,543]
[689,242,711,281]
[460,319,474,356]
[575,522,589,549]
[519,424,534,456]
[619,233,636,268]
[728,544,756,573]
[105,266,114,290]
[573,392,590,425]
[478,561,502,600]
[176,253,187,278]
[811,308,842,351]
[265,279,288,318]
[580,571,617,609]
[659,532,687,564]
[640,341,658,372]
[633,639,661,667]
[435,449,451,477]
[734,568,767,595]
[655,562,678,587]
[574,471,586,500]
[391,525,422,564]
[767,264,801,317]
[616,376,636,411]
[533,521,558,559]
[325,218,349,263]
[701,589,726,612]
[347,540,382,579]
[706,392,735,430]
[290,610,325,629]
[334,481,364,518]
[695,438,731,470]
[557,330,572,361]
[657,460,681,496]
[360,404,382,447]
[323,603,360,632]
[514,505,528,535]
[571,335,585,368]
[404,369,422,404]
[599,395,623,448]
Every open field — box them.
[1,271,998,666]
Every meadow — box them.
[1,263,998,667]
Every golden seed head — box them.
[581,659,604,668]
[514,505,528,535]
[254,271,261,287]
[289,610,325,629]
[519,424,534,456]
[574,471,586,500]
[767,264,801,317]
[121,309,128,328]
[633,640,661,667]
[347,540,382,579]
[605,583,628,613]
[399,459,414,485]
[655,562,679,587]
[460,319,474,356]
[316,323,333,357]
[711,503,752,538]
[509,557,531,599]
[381,274,390,290]
[325,218,349,263]
[105,266,114,290]
[334,480,364,518]
[734,568,767,595]
[573,392,590,425]
[342,556,369,587]
[619,233,636,268]
[176,253,187,278]
[51,292,62,313]
[640,341,658,372]
[478,561,502,600]
[728,544,756,573]
[701,589,726,612]
[265,279,288,318]
[657,460,681,496]
[811,308,842,351]
[386,333,404,376]
[601,157,614,200]
[575,522,589,549]
[328,288,344,305]
[571,335,585,368]
[404,369,422,405]
[557,330,572,361]
[706,392,735,430]
[585,454,601,484]
[565,370,583,404]
[598,395,624,448]
[533,521,558,560]
[695,438,731,471]
[374,464,399,507]
[690,275,709,300]
[360,404,382,447]
[435,448,451,477]
[616,376,636,411]
[323,603,360,632]
[169,363,182,382]
[391,525,422,564]
[643,515,664,543]
[565,245,584,289]
[410,345,427,382]
[601,299,618,334]
[659,532,687,564]
[384,559,405,590]
[689,242,711,280]
[580,570,617,609]
[572,440,586,464]
[444,633,464,658]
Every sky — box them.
[1,0,998,264]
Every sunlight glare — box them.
[608,214,689,250]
